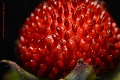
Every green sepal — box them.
[61,59,96,80]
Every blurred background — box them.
[0,0,120,79]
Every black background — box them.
[0,0,120,78]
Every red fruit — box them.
[17,0,120,79]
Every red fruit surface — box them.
[17,0,120,79]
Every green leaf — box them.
[3,71,22,80]
[0,60,39,80]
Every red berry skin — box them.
[17,0,120,79]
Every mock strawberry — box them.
[17,0,120,79]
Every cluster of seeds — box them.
[17,0,120,79]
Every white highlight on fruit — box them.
[35,16,39,20]
[96,4,100,9]
[47,35,54,43]
[117,34,120,40]
[81,39,85,44]
[114,27,119,33]
[32,22,35,26]
[112,22,117,27]
[37,8,41,12]
[31,13,34,17]
[48,6,52,10]
[86,0,89,3]
[57,44,61,49]
[20,36,24,41]
[43,3,47,9]
[30,46,33,50]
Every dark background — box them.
[0,0,120,78]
